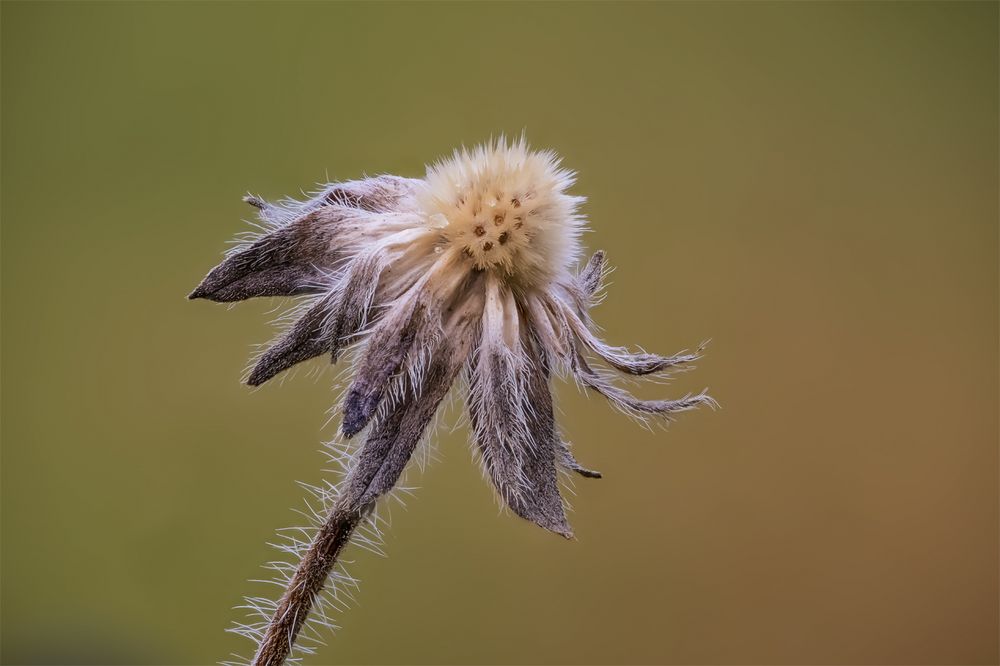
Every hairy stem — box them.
[252,501,362,666]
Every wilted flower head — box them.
[191,137,714,539]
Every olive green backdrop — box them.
[2,2,997,665]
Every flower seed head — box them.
[419,137,585,285]
[191,137,715,538]
[191,138,717,665]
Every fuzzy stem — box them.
[252,501,362,666]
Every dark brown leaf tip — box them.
[187,285,209,300]
[341,387,381,438]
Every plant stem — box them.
[252,501,361,666]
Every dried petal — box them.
[341,298,424,437]
[469,346,572,537]
[249,176,420,227]
[469,280,572,537]
[246,244,394,385]
[326,249,385,362]
[321,176,419,213]
[188,206,348,302]
[246,295,336,387]
[340,251,469,437]
[576,325,704,376]
[551,293,703,377]
[190,177,420,303]
[573,351,716,419]
[517,339,575,534]
[342,314,475,510]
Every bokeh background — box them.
[2,2,997,664]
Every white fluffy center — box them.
[419,138,585,285]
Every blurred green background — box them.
[2,2,997,664]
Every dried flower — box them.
[191,137,715,665]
